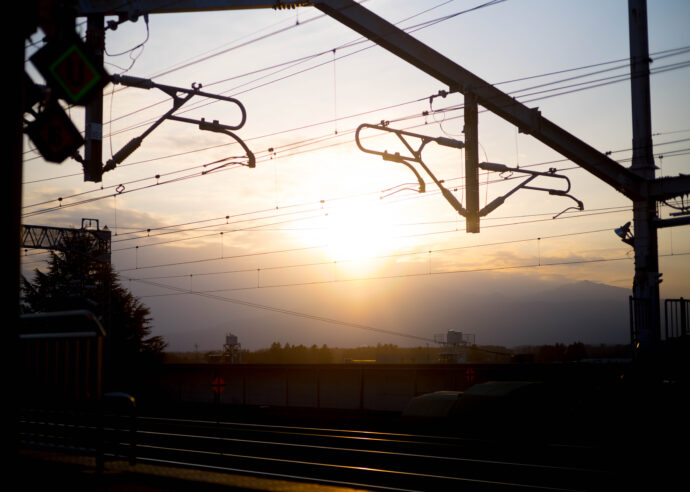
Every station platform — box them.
[18,449,364,492]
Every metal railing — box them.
[664,298,689,339]
[629,296,651,348]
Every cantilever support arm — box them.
[355,123,467,216]
[199,120,256,168]
[478,162,584,217]
[314,0,646,200]
[103,75,249,173]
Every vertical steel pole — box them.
[84,14,104,182]
[628,0,660,359]
[464,93,480,233]
[9,2,28,471]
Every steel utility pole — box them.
[84,14,105,182]
[464,93,479,233]
[628,0,660,359]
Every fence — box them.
[665,298,689,339]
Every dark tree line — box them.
[167,341,633,365]
[241,343,334,364]
[21,234,166,391]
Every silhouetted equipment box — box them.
[403,381,555,436]
[402,391,463,420]
[20,310,105,404]
[452,381,551,431]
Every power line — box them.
[110,203,632,255]
[25,60,688,200]
[110,200,631,244]
[82,0,486,141]
[114,206,634,273]
[22,2,690,161]
[22,47,690,189]
[125,226,618,281]
[22,128,686,219]
[22,39,690,217]
[98,42,690,147]
[19,202,633,266]
[127,277,438,344]
[26,122,684,220]
[21,40,690,179]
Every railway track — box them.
[19,409,630,490]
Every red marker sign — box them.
[211,376,226,395]
[465,367,476,384]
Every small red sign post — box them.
[465,367,476,384]
[212,376,226,403]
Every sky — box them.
[22,0,690,351]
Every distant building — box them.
[435,330,475,363]
[223,332,242,363]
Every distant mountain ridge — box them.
[159,276,631,351]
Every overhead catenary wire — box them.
[90,40,690,147]
[33,132,688,252]
[108,200,633,254]
[21,143,688,227]
[18,0,545,170]
[110,206,635,274]
[123,225,622,280]
[21,128,690,219]
[21,46,690,191]
[24,41,690,170]
[20,137,690,222]
[23,3,690,165]
[106,198,632,244]
[128,274,440,344]
[19,202,634,266]
[65,0,484,141]
[24,57,690,186]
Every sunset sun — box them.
[299,197,399,274]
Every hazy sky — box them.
[22,0,690,351]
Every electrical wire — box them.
[21,127,689,219]
[19,202,633,266]
[99,38,688,146]
[23,40,690,165]
[130,274,440,344]
[26,0,508,153]
[124,226,620,280]
[22,46,690,185]
[23,3,689,164]
[112,206,634,273]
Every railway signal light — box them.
[25,102,84,164]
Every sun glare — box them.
[300,198,398,274]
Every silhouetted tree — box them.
[21,234,166,390]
